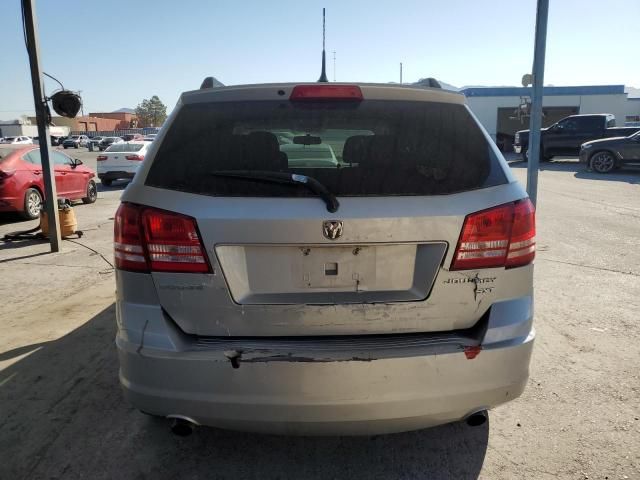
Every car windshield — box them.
[147,100,506,197]
[106,143,145,152]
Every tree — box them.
[135,95,167,127]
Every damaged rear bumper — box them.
[116,292,534,436]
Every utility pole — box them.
[22,0,61,251]
[399,63,403,84]
[526,0,549,207]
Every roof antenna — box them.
[317,8,328,82]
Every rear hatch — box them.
[121,84,531,337]
[97,143,146,171]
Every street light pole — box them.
[526,0,550,207]
[22,0,61,251]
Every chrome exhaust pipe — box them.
[465,410,488,427]
[168,416,198,436]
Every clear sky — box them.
[1,0,638,118]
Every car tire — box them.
[590,151,616,173]
[74,144,79,149]
[64,146,68,149]
[22,187,42,220]
[82,180,98,204]
[101,179,113,187]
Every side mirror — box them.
[72,159,83,167]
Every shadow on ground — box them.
[508,158,640,184]
[0,304,489,479]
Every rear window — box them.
[106,143,144,152]
[146,100,506,196]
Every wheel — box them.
[63,146,68,149]
[82,180,98,204]
[22,188,42,220]
[74,144,79,149]
[101,179,113,187]
[590,151,616,173]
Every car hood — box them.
[515,127,549,135]
[582,137,626,147]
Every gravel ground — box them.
[0,152,638,479]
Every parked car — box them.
[50,135,66,146]
[114,82,536,436]
[97,141,151,186]
[579,129,640,173]
[98,136,124,151]
[121,133,144,142]
[514,114,640,161]
[0,136,33,145]
[62,135,90,149]
[0,145,97,219]
[88,136,105,148]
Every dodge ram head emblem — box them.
[323,220,343,240]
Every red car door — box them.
[51,151,73,197]
[53,151,85,198]
[21,149,68,198]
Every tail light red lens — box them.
[290,85,363,101]
[451,199,535,270]
[114,203,211,273]
[125,154,144,161]
[114,203,147,271]
[96,155,108,161]
[505,199,536,268]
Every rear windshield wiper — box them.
[210,170,339,213]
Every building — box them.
[26,110,138,133]
[88,111,137,129]
[0,119,69,138]
[461,85,639,151]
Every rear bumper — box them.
[118,331,533,435]
[116,270,535,435]
[98,171,135,181]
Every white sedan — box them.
[0,136,33,145]
[96,142,151,186]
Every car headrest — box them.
[244,131,285,170]
[342,135,373,164]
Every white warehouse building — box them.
[460,85,639,152]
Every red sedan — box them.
[0,145,97,219]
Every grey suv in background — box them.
[114,82,536,435]
[580,129,640,173]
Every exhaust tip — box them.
[169,417,197,437]
[465,410,488,427]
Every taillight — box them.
[505,199,536,268]
[290,84,363,101]
[451,199,535,270]
[114,203,211,273]
[125,154,144,161]
[96,155,108,161]
[114,203,147,272]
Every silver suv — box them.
[115,82,535,435]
